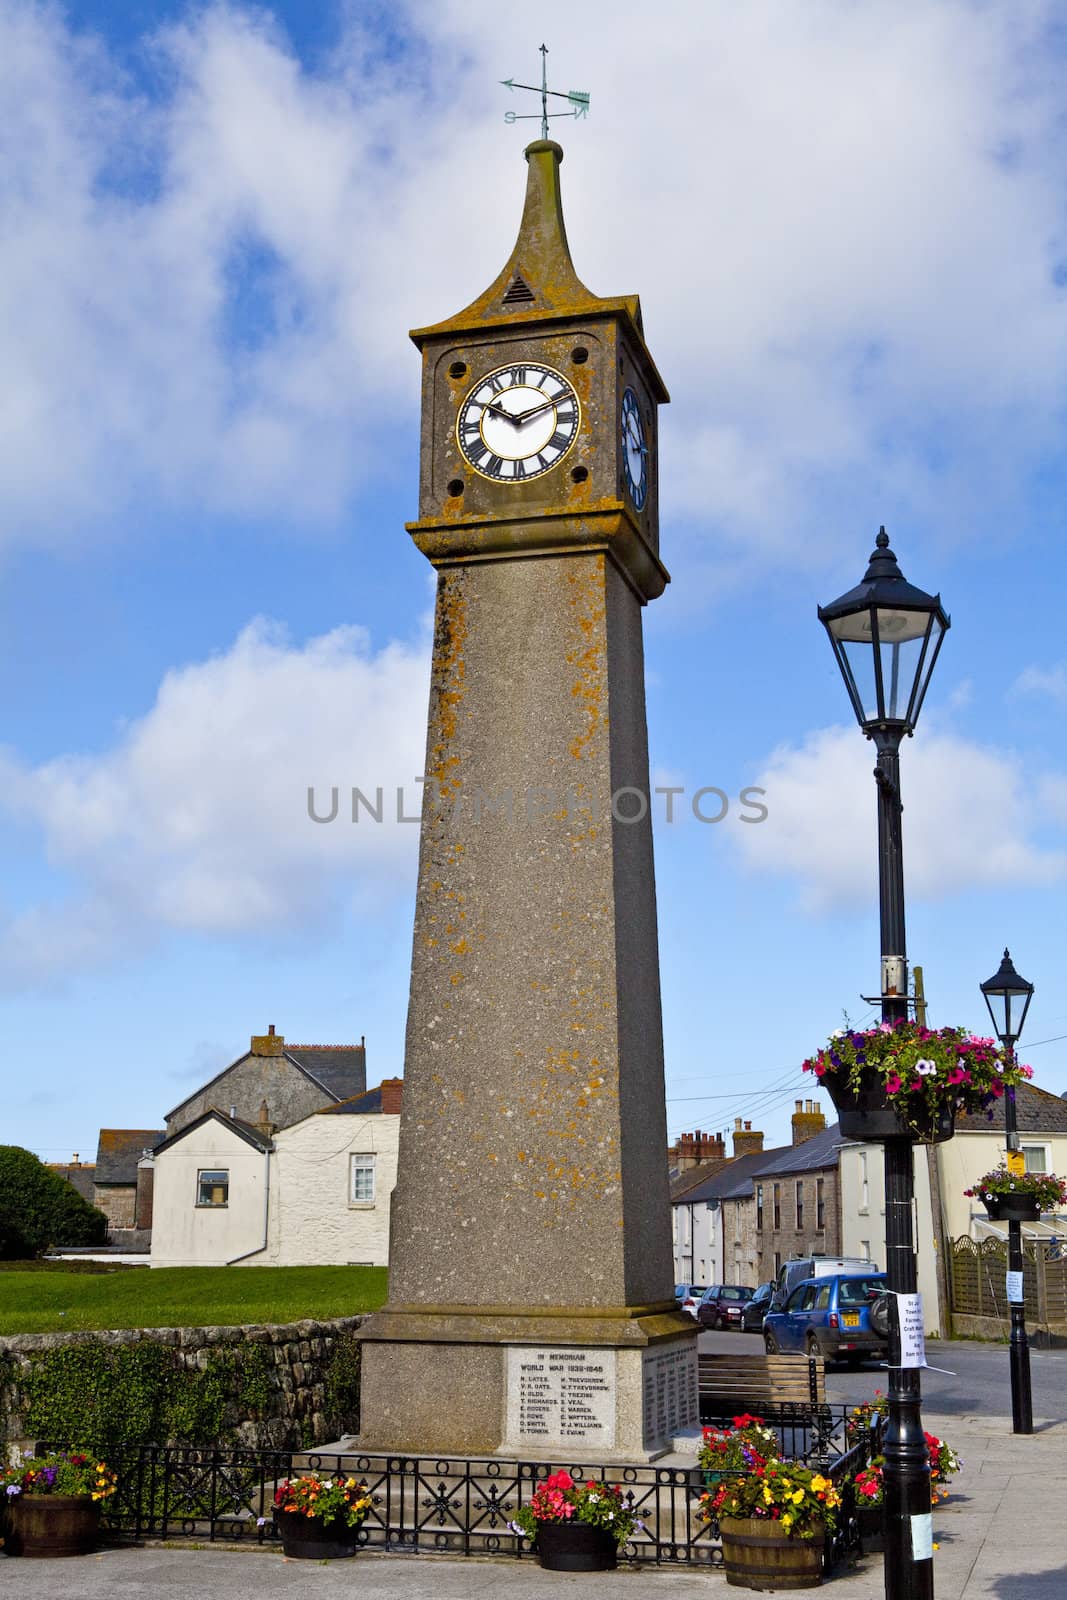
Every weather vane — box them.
[501,44,590,140]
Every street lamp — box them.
[819,528,950,1600]
[980,948,1035,1435]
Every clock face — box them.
[456,362,580,481]
[621,387,649,510]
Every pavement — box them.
[1,1410,1063,1598]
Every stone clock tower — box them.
[354,140,697,1461]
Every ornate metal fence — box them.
[89,1438,870,1569]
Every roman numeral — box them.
[485,453,503,477]
[514,458,528,479]
[488,372,507,394]
[513,366,527,386]
[548,429,570,452]
[467,440,489,466]
[555,402,574,423]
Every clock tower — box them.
[355,140,697,1461]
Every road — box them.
[695,1323,1067,1420]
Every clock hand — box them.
[511,395,557,423]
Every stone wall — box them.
[0,1316,362,1458]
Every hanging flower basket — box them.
[802,1021,1031,1144]
[964,1165,1066,1224]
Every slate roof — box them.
[94,1129,165,1185]
[164,1042,366,1120]
[956,1081,1067,1135]
[47,1163,97,1203]
[153,1109,273,1157]
[284,1046,366,1101]
[748,1124,844,1177]
[670,1145,793,1206]
[319,1085,383,1115]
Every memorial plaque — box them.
[641,1343,699,1451]
[505,1347,616,1451]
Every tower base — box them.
[352,1305,698,1461]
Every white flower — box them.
[831,1029,846,1039]
[915,1058,937,1076]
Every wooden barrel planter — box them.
[4,1496,101,1558]
[824,1070,955,1144]
[535,1521,618,1572]
[981,1193,1041,1223]
[719,1517,824,1590]
[274,1509,362,1560]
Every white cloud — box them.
[733,723,1067,911]
[0,617,430,984]
[1,2,1067,560]
[1013,663,1067,701]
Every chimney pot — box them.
[744,1120,752,1131]
[734,1116,742,1130]
[795,1100,803,1113]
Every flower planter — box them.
[274,1509,362,1560]
[980,1193,1041,1223]
[823,1069,955,1144]
[719,1516,824,1590]
[534,1521,618,1572]
[4,1496,101,1558]
[856,1503,885,1555]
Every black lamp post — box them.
[980,948,1035,1435]
[819,528,950,1600]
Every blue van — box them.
[762,1271,890,1366]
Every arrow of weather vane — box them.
[501,44,590,140]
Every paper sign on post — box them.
[1006,1150,1026,1177]
[897,1292,926,1368]
[1006,1270,1024,1303]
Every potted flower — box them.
[964,1165,1067,1224]
[699,1461,841,1589]
[699,1414,780,1485]
[844,1391,887,1446]
[803,1021,1031,1142]
[0,1450,117,1557]
[272,1472,373,1560]
[851,1458,885,1554]
[925,1432,962,1504]
[509,1470,639,1571]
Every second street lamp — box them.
[979,948,1035,1435]
[819,528,950,1600]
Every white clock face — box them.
[621,387,649,510]
[456,362,580,481]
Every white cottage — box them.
[150,1080,402,1268]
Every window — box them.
[795,1180,804,1231]
[814,1283,832,1310]
[860,1239,871,1262]
[734,1202,741,1240]
[350,1153,376,1204]
[756,1184,764,1230]
[197,1169,228,1207]
[774,1250,782,1274]
[816,1178,825,1231]
[1022,1145,1049,1174]
[860,1152,869,1211]
[773,1183,781,1230]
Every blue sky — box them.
[3,0,1066,1163]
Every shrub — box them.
[0,1147,107,1258]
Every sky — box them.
[2,0,1066,1165]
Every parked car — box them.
[697,1284,754,1330]
[770,1255,878,1311]
[675,1283,708,1320]
[763,1272,890,1365]
[741,1280,774,1333]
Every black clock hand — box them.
[512,395,557,423]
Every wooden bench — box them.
[698,1352,826,1417]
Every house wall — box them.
[250,1111,400,1268]
[839,1142,941,1334]
[746,1169,842,1286]
[150,1124,268,1267]
[672,1198,721,1285]
[94,1184,137,1230]
[167,1054,331,1138]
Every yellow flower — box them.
[781,1514,793,1530]
[811,1476,831,1493]
[791,1490,805,1504]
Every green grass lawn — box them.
[0,1264,388,1334]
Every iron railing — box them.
[81,1437,872,1570]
